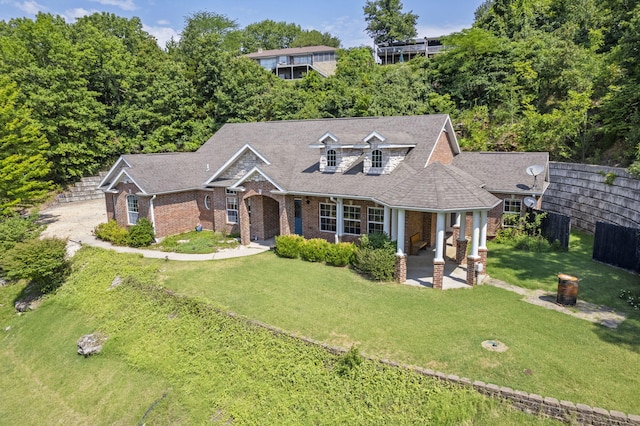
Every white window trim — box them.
[367,206,385,234]
[343,205,361,235]
[371,149,383,169]
[226,195,238,224]
[204,194,211,210]
[502,198,522,227]
[319,202,337,233]
[126,194,139,225]
[327,149,337,168]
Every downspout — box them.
[149,195,157,237]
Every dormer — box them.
[362,131,416,175]
[310,132,362,173]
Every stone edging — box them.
[227,311,640,425]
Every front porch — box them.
[405,238,486,290]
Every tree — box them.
[363,0,418,45]
[0,77,51,215]
[240,20,302,52]
[291,30,341,48]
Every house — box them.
[99,115,549,288]
[376,37,443,65]
[245,46,338,80]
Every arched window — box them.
[371,149,383,168]
[327,149,337,167]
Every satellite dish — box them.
[524,197,537,209]
[526,165,545,189]
[526,165,544,176]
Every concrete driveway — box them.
[39,198,107,242]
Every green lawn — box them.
[0,248,548,424]
[160,235,640,415]
[153,230,238,254]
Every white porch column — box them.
[480,210,488,249]
[383,206,391,236]
[434,212,446,262]
[396,209,406,255]
[458,212,467,241]
[471,211,480,257]
[335,198,343,244]
[391,208,398,241]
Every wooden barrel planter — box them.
[556,273,580,306]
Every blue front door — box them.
[294,199,302,235]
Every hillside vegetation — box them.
[1,0,639,214]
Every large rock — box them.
[77,333,107,357]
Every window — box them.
[204,194,211,210]
[343,205,361,235]
[503,199,522,214]
[502,198,522,227]
[293,55,311,65]
[368,207,385,234]
[226,189,238,224]
[327,149,337,167]
[371,149,383,168]
[126,194,138,225]
[319,203,336,232]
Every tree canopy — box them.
[0,0,639,214]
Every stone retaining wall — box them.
[542,162,640,234]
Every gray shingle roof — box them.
[245,46,337,59]
[100,115,546,211]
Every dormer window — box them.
[372,150,383,168]
[327,149,337,167]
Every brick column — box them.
[395,254,407,283]
[240,197,251,246]
[467,255,480,286]
[478,247,488,274]
[452,225,460,247]
[433,259,445,290]
[456,239,468,265]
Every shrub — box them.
[127,218,155,247]
[275,235,305,258]
[0,212,43,253]
[352,246,396,281]
[335,346,363,377]
[299,238,330,262]
[359,232,396,251]
[94,220,129,246]
[325,242,357,267]
[495,212,556,252]
[1,238,69,293]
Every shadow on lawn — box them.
[592,316,640,354]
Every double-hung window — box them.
[368,207,385,234]
[371,149,383,169]
[319,203,336,232]
[343,205,361,235]
[226,189,238,224]
[327,149,337,167]
[126,194,139,225]
[502,198,522,227]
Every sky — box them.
[0,0,485,48]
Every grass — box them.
[487,230,639,311]
[0,248,548,424]
[152,230,238,254]
[160,238,640,415]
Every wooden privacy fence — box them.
[593,222,640,273]
[533,209,571,250]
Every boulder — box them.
[108,276,123,290]
[77,333,107,357]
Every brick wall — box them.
[427,131,455,165]
[153,190,214,238]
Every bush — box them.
[0,213,43,254]
[275,235,305,258]
[1,238,69,293]
[299,238,330,262]
[325,242,356,267]
[335,346,363,377]
[352,246,396,281]
[94,220,129,246]
[495,212,555,252]
[127,218,155,247]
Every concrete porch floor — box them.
[405,239,484,290]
